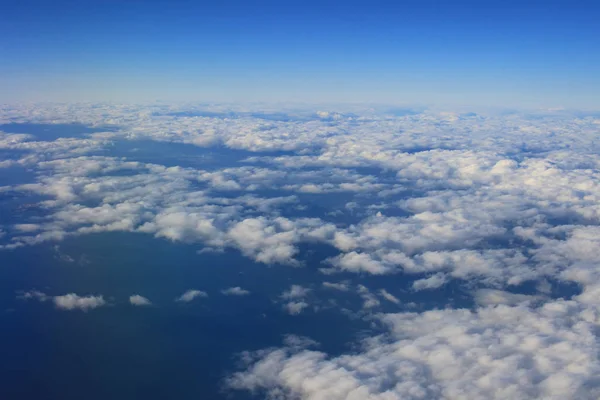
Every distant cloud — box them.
[378,289,400,304]
[357,285,380,309]
[229,298,600,399]
[129,294,152,306]
[322,281,350,291]
[17,290,49,302]
[18,290,106,311]
[412,273,448,291]
[53,294,106,311]
[474,289,540,307]
[221,287,251,296]
[7,104,600,399]
[176,289,208,303]
[281,285,311,300]
[283,301,309,315]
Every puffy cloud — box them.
[175,290,208,303]
[283,301,309,315]
[281,285,311,300]
[322,281,350,291]
[412,273,448,291]
[129,295,152,306]
[357,285,380,309]
[18,290,106,311]
[229,299,600,400]
[7,104,600,399]
[17,290,49,302]
[280,285,312,315]
[379,289,400,304]
[53,294,106,311]
[474,289,540,307]
[228,218,301,265]
[221,287,251,296]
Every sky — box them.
[1,0,599,108]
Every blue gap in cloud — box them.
[108,140,296,170]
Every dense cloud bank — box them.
[2,103,600,398]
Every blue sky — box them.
[1,0,599,108]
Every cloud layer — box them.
[3,104,600,398]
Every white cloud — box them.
[229,299,600,400]
[322,281,350,291]
[379,289,400,304]
[129,294,152,306]
[176,289,208,303]
[53,293,106,311]
[357,285,380,309]
[221,287,251,296]
[17,290,49,302]
[283,301,309,315]
[18,290,106,311]
[474,289,540,307]
[7,105,600,398]
[281,285,311,300]
[412,273,448,291]
[279,285,312,315]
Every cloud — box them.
[412,272,448,291]
[129,294,152,306]
[474,289,540,307]
[279,285,312,315]
[175,289,208,303]
[379,289,400,304]
[322,281,350,291]
[53,294,106,311]
[221,287,251,296]
[229,299,600,400]
[18,290,106,311]
[356,285,380,309]
[17,290,49,302]
[283,301,309,315]
[281,285,311,300]
[7,104,600,398]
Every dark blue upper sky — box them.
[1,0,599,107]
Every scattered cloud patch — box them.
[281,285,311,300]
[221,287,251,296]
[176,290,208,303]
[54,294,106,311]
[283,301,309,315]
[18,290,106,311]
[129,295,152,306]
[379,289,400,304]
[322,281,350,291]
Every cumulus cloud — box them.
[129,294,152,306]
[283,301,309,315]
[18,290,106,311]
[7,104,600,398]
[53,294,106,311]
[357,285,380,309]
[412,272,448,291]
[175,290,208,303]
[280,285,312,315]
[221,287,251,296]
[474,289,540,306]
[281,285,311,300]
[229,299,600,400]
